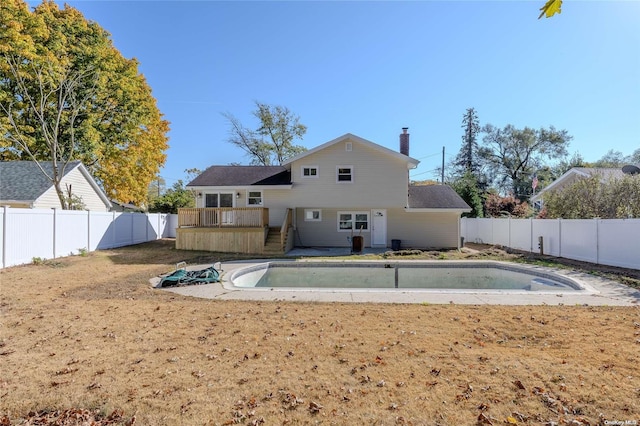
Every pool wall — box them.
[227,260,593,293]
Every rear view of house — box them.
[180,130,470,254]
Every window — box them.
[302,166,318,178]
[304,209,322,222]
[337,211,369,232]
[337,166,353,183]
[247,191,263,206]
[205,193,218,207]
[205,193,234,207]
[345,142,352,152]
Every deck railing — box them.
[178,207,269,228]
[280,208,293,248]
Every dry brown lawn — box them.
[1,240,639,425]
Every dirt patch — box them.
[1,240,639,425]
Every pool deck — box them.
[155,248,640,306]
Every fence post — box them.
[87,211,91,253]
[52,208,57,259]
[530,217,533,253]
[558,218,562,258]
[1,206,7,268]
[596,218,600,265]
[112,211,117,248]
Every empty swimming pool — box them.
[229,261,586,292]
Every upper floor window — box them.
[337,166,353,183]
[302,166,318,178]
[247,190,263,205]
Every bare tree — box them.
[223,101,306,165]
[1,55,98,209]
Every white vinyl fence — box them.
[461,218,640,270]
[0,207,178,268]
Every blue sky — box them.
[46,0,639,186]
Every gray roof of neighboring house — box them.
[187,166,291,187]
[408,185,471,210]
[572,167,626,180]
[0,160,82,201]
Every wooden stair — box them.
[263,227,286,255]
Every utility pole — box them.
[441,146,445,184]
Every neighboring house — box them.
[0,161,112,211]
[531,167,628,210]
[183,131,470,253]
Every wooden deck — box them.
[177,207,269,228]
[175,208,293,254]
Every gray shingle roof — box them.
[0,161,81,201]
[573,167,626,180]
[408,185,471,209]
[187,166,291,187]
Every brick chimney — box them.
[399,127,409,156]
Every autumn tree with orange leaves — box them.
[0,0,169,207]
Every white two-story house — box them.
[179,130,470,254]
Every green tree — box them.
[593,149,630,168]
[147,175,166,206]
[0,0,169,208]
[450,171,484,218]
[543,174,640,219]
[148,180,195,214]
[223,101,307,165]
[453,107,481,175]
[478,124,571,200]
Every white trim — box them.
[189,185,292,191]
[301,165,319,178]
[282,133,419,169]
[336,165,353,183]
[304,209,322,222]
[76,163,112,209]
[404,208,471,213]
[337,211,370,232]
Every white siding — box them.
[33,167,109,211]
[289,137,409,208]
[388,210,460,249]
[295,208,460,249]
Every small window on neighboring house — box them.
[337,166,353,183]
[304,209,321,221]
[302,166,318,178]
[345,142,352,152]
[338,211,369,232]
[247,191,263,205]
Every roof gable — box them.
[0,161,81,201]
[0,161,112,208]
[282,133,419,168]
[532,167,626,202]
[187,165,291,187]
